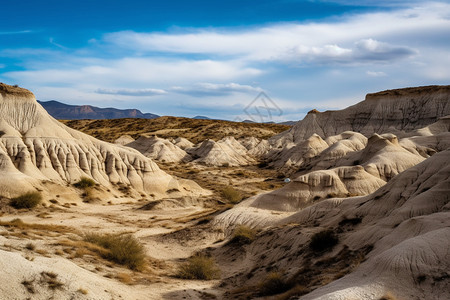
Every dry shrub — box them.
[116,272,133,284]
[25,242,36,250]
[309,230,338,252]
[83,233,146,270]
[275,285,309,300]
[259,272,293,296]
[74,177,95,189]
[379,292,398,300]
[221,187,242,203]
[230,225,256,245]
[177,255,220,280]
[40,271,64,290]
[10,192,42,209]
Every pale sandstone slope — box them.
[0,83,205,198]
[114,134,135,145]
[271,85,450,146]
[189,137,254,167]
[126,135,191,163]
[214,149,450,300]
[292,149,450,300]
[171,137,194,150]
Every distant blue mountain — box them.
[38,100,159,120]
[192,115,211,120]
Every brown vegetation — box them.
[177,255,220,280]
[10,192,42,209]
[83,233,146,270]
[61,116,290,143]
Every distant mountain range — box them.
[38,100,159,120]
[38,100,294,124]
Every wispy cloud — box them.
[96,88,167,96]
[316,0,428,7]
[366,70,387,77]
[170,83,263,97]
[49,37,68,50]
[0,30,32,35]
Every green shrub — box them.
[309,230,338,252]
[10,192,42,209]
[258,272,293,296]
[230,225,256,245]
[83,233,146,270]
[74,177,95,189]
[177,255,220,280]
[221,187,242,203]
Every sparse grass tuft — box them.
[25,242,36,251]
[83,233,146,270]
[379,292,398,300]
[177,255,220,280]
[40,271,64,290]
[221,187,242,204]
[77,288,88,295]
[74,177,96,189]
[309,230,338,252]
[116,272,133,284]
[10,192,42,209]
[21,279,35,293]
[230,225,256,245]
[258,272,293,296]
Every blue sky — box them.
[1,0,449,121]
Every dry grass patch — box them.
[177,255,220,280]
[379,292,399,300]
[40,271,64,290]
[77,288,88,295]
[0,218,74,235]
[221,187,242,204]
[25,242,36,250]
[259,272,294,296]
[74,177,96,189]
[116,272,133,285]
[309,229,338,252]
[83,233,146,270]
[10,192,42,209]
[57,239,110,258]
[230,225,256,245]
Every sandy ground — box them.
[0,198,225,299]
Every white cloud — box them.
[170,83,263,97]
[101,2,448,64]
[366,70,387,77]
[4,57,263,88]
[96,88,167,96]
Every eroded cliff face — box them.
[0,83,204,198]
[272,85,450,145]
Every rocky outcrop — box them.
[114,135,135,145]
[126,135,191,163]
[171,137,194,150]
[214,148,450,300]
[250,165,385,211]
[271,85,450,145]
[189,137,254,167]
[0,83,204,198]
